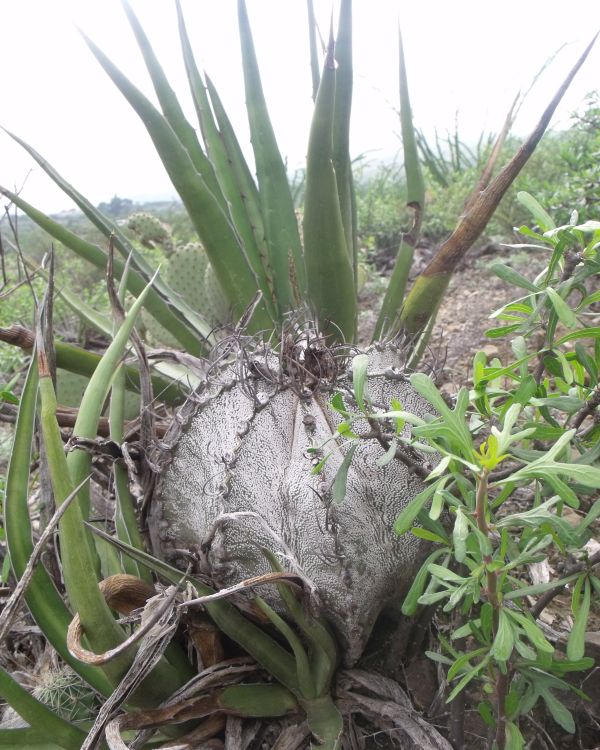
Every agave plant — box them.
[0,1,595,747]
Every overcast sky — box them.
[1,1,598,214]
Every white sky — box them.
[1,1,598,214]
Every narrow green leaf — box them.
[517,191,556,232]
[447,647,488,682]
[332,444,358,503]
[505,610,554,654]
[505,721,526,750]
[452,508,468,563]
[398,28,425,207]
[555,327,600,345]
[427,564,467,583]
[352,353,369,411]
[491,609,514,662]
[376,438,398,467]
[401,549,447,615]
[447,657,489,703]
[540,689,575,733]
[394,480,440,535]
[490,262,540,292]
[546,287,578,328]
[504,573,580,600]
[567,578,591,661]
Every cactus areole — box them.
[150,337,434,664]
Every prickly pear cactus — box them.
[150,339,435,664]
[130,229,230,346]
[127,211,174,254]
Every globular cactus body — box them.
[150,341,434,664]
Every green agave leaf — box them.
[110,364,153,585]
[121,0,225,206]
[39,282,186,698]
[237,0,305,312]
[0,728,68,749]
[0,668,86,750]
[255,597,313,699]
[373,24,424,340]
[218,683,298,716]
[86,526,300,693]
[374,238,415,340]
[176,3,277,321]
[261,549,337,697]
[303,33,356,343]
[398,27,425,209]
[306,0,321,100]
[80,32,271,331]
[204,74,275,306]
[332,0,357,275]
[4,358,113,695]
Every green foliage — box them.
[331,196,600,747]
[402,197,600,746]
[0,2,596,746]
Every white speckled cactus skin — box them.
[150,342,435,664]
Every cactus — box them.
[32,667,101,723]
[57,370,139,419]
[129,221,231,346]
[150,339,435,665]
[127,211,174,254]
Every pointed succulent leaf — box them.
[237,0,304,312]
[303,35,356,343]
[81,32,272,330]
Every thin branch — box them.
[530,549,600,619]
